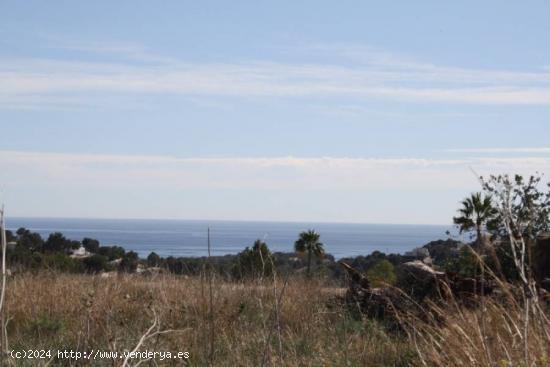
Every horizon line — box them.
[7,215,453,228]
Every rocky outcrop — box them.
[396,260,446,301]
[341,261,411,324]
[340,259,494,326]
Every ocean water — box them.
[7,218,455,259]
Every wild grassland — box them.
[3,273,413,366]
[2,272,549,366]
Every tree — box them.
[482,174,550,241]
[147,252,161,267]
[453,192,497,245]
[43,232,80,253]
[16,228,44,251]
[119,251,139,273]
[481,174,550,283]
[233,239,273,279]
[294,230,325,277]
[82,238,100,253]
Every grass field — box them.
[3,273,413,366]
[2,272,549,366]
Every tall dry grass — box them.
[396,239,550,367]
[3,272,413,366]
[2,270,549,366]
[401,289,550,367]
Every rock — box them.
[422,256,433,266]
[339,261,439,328]
[339,260,490,327]
[396,260,446,301]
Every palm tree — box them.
[453,192,497,245]
[294,230,325,277]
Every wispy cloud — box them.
[447,147,550,153]
[1,151,549,192]
[2,150,549,222]
[2,40,550,109]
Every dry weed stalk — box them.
[121,309,188,367]
[0,205,11,365]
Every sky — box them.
[0,0,550,224]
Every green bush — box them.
[232,240,274,279]
[83,254,111,273]
[367,259,397,287]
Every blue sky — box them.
[0,0,549,224]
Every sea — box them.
[6,218,457,259]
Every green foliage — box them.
[82,237,100,253]
[119,251,139,272]
[43,232,80,253]
[97,245,125,261]
[453,192,497,243]
[444,246,479,278]
[28,315,65,337]
[147,251,161,267]
[482,174,550,240]
[83,254,111,273]
[42,253,84,273]
[8,244,43,270]
[422,239,463,266]
[336,251,405,279]
[8,243,82,272]
[295,229,325,277]
[367,259,397,287]
[233,239,274,279]
[16,227,44,251]
[164,256,201,275]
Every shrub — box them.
[83,254,111,273]
[147,251,161,267]
[16,227,44,251]
[119,251,139,273]
[43,232,80,253]
[42,253,83,273]
[232,240,274,279]
[444,246,479,278]
[82,237,100,253]
[97,245,125,261]
[367,259,397,287]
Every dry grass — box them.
[3,272,549,366]
[399,285,550,367]
[3,272,413,366]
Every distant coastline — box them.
[7,217,457,259]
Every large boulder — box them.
[396,260,446,301]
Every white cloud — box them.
[1,151,549,192]
[2,150,549,222]
[2,45,550,108]
[447,147,550,153]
